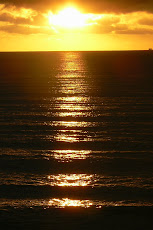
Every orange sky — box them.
[0,1,153,51]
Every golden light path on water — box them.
[1,198,152,209]
[48,174,93,186]
[48,52,93,207]
[49,51,92,147]
[46,150,91,161]
[48,198,93,208]
[54,96,91,117]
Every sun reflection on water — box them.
[49,198,93,208]
[49,149,91,161]
[56,52,88,95]
[48,52,92,160]
[60,52,87,72]
[55,111,85,117]
[54,96,91,113]
[52,121,96,127]
[48,174,93,187]
[59,96,88,102]
[55,133,79,142]
[47,53,94,208]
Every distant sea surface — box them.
[0,51,153,228]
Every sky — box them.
[0,0,153,51]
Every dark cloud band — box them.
[1,0,153,13]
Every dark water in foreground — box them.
[0,51,153,228]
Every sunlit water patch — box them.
[47,174,93,186]
[49,198,93,208]
[1,199,153,210]
[44,149,91,161]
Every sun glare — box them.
[48,6,102,30]
[48,7,86,29]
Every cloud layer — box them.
[0,1,153,35]
[1,0,153,13]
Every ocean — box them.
[0,51,153,229]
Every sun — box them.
[48,7,88,29]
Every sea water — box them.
[0,51,153,227]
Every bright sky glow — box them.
[1,3,153,51]
[48,7,102,29]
